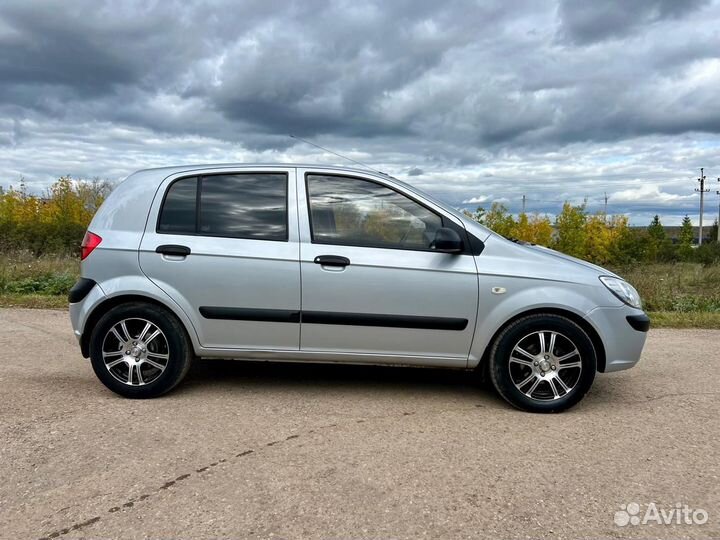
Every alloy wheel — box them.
[509,330,582,401]
[101,318,169,386]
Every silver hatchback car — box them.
[69,164,648,412]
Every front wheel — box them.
[89,302,193,398]
[489,314,596,413]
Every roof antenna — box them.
[289,134,392,177]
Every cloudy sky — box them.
[1,0,720,225]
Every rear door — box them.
[297,169,478,363]
[139,167,300,350]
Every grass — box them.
[647,311,720,328]
[0,293,69,309]
[611,263,720,313]
[0,251,79,309]
[1,252,719,328]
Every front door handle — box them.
[314,255,350,267]
[156,244,191,256]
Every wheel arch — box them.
[476,307,607,375]
[80,294,196,358]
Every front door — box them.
[139,167,300,350]
[297,170,478,362]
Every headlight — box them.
[599,276,642,309]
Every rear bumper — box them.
[585,306,649,372]
[68,278,96,303]
[69,281,107,350]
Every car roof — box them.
[126,162,485,229]
[133,162,391,178]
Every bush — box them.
[693,243,720,265]
[0,251,79,297]
[3,273,76,295]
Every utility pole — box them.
[521,195,526,214]
[696,168,709,245]
[604,192,608,217]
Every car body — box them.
[69,164,649,411]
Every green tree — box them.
[464,207,486,224]
[610,227,645,265]
[646,215,674,261]
[679,215,694,245]
[709,218,719,244]
[467,202,516,238]
[484,202,516,238]
[677,215,694,261]
[648,215,665,241]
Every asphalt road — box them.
[0,308,718,540]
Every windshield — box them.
[388,176,465,218]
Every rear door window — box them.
[157,173,288,241]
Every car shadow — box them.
[179,357,507,406]
[177,358,637,413]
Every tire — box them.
[489,314,596,413]
[89,302,193,398]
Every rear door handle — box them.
[156,244,191,256]
[314,255,350,267]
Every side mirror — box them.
[431,227,463,253]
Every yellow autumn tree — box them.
[512,212,533,242]
[512,212,553,245]
[584,213,613,264]
[528,213,553,246]
[0,176,113,255]
[552,203,587,258]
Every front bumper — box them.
[626,313,651,332]
[585,305,649,372]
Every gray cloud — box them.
[557,0,711,44]
[1,0,719,224]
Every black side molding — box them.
[68,278,96,303]
[303,311,468,331]
[200,307,300,323]
[626,314,650,332]
[198,307,468,331]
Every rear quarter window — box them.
[158,176,197,233]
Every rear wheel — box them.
[89,303,193,398]
[489,314,596,413]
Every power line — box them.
[696,167,710,245]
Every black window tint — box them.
[158,177,197,233]
[199,174,287,240]
[307,174,443,250]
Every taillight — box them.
[80,231,102,260]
